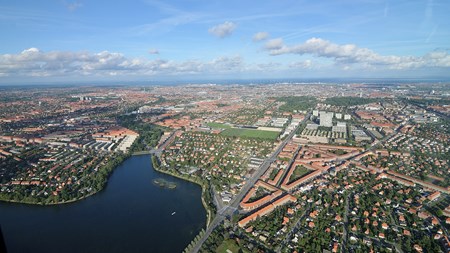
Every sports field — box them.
[207,122,232,129]
[220,128,279,140]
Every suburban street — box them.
[275,204,311,253]
[276,145,302,188]
[341,193,351,253]
[188,114,310,253]
[187,114,416,253]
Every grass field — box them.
[216,239,240,253]
[288,165,312,184]
[220,128,279,140]
[207,122,232,129]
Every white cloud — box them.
[1,44,449,80]
[264,38,284,50]
[253,32,269,42]
[64,1,83,11]
[255,62,282,71]
[148,49,160,55]
[208,21,236,38]
[0,48,245,77]
[289,60,313,69]
[266,37,450,70]
[209,56,243,71]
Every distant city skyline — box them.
[1,0,449,83]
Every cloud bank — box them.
[265,37,450,70]
[1,37,449,80]
[0,48,244,77]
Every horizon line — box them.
[1,77,450,87]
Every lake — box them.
[0,154,206,253]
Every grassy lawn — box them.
[269,168,280,181]
[216,239,241,253]
[329,149,348,155]
[207,122,232,129]
[248,187,270,202]
[425,177,444,187]
[424,174,448,187]
[288,165,312,184]
[276,96,317,112]
[220,128,279,140]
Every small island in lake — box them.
[153,178,177,189]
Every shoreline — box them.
[1,146,213,251]
[0,152,214,229]
[151,155,214,227]
[132,151,152,156]
[0,189,100,206]
[0,153,130,206]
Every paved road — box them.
[362,234,404,253]
[148,130,179,157]
[188,114,310,253]
[211,185,225,211]
[189,115,406,253]
[337,122,406,252]
[276,204,311,253]
[407,99,450,120]
[225,114,310,214]
[341,193,351,253]
[276,145,302,188]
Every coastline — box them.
[0,190,100,206]
[1,152,209,253]
[132,150,152,156]
[0,151,212,218]
[0,150,214,240]
[0,153,130,206]
[151,155,214,227]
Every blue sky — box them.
[0,0,449,83]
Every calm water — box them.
[0,155,206,253]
